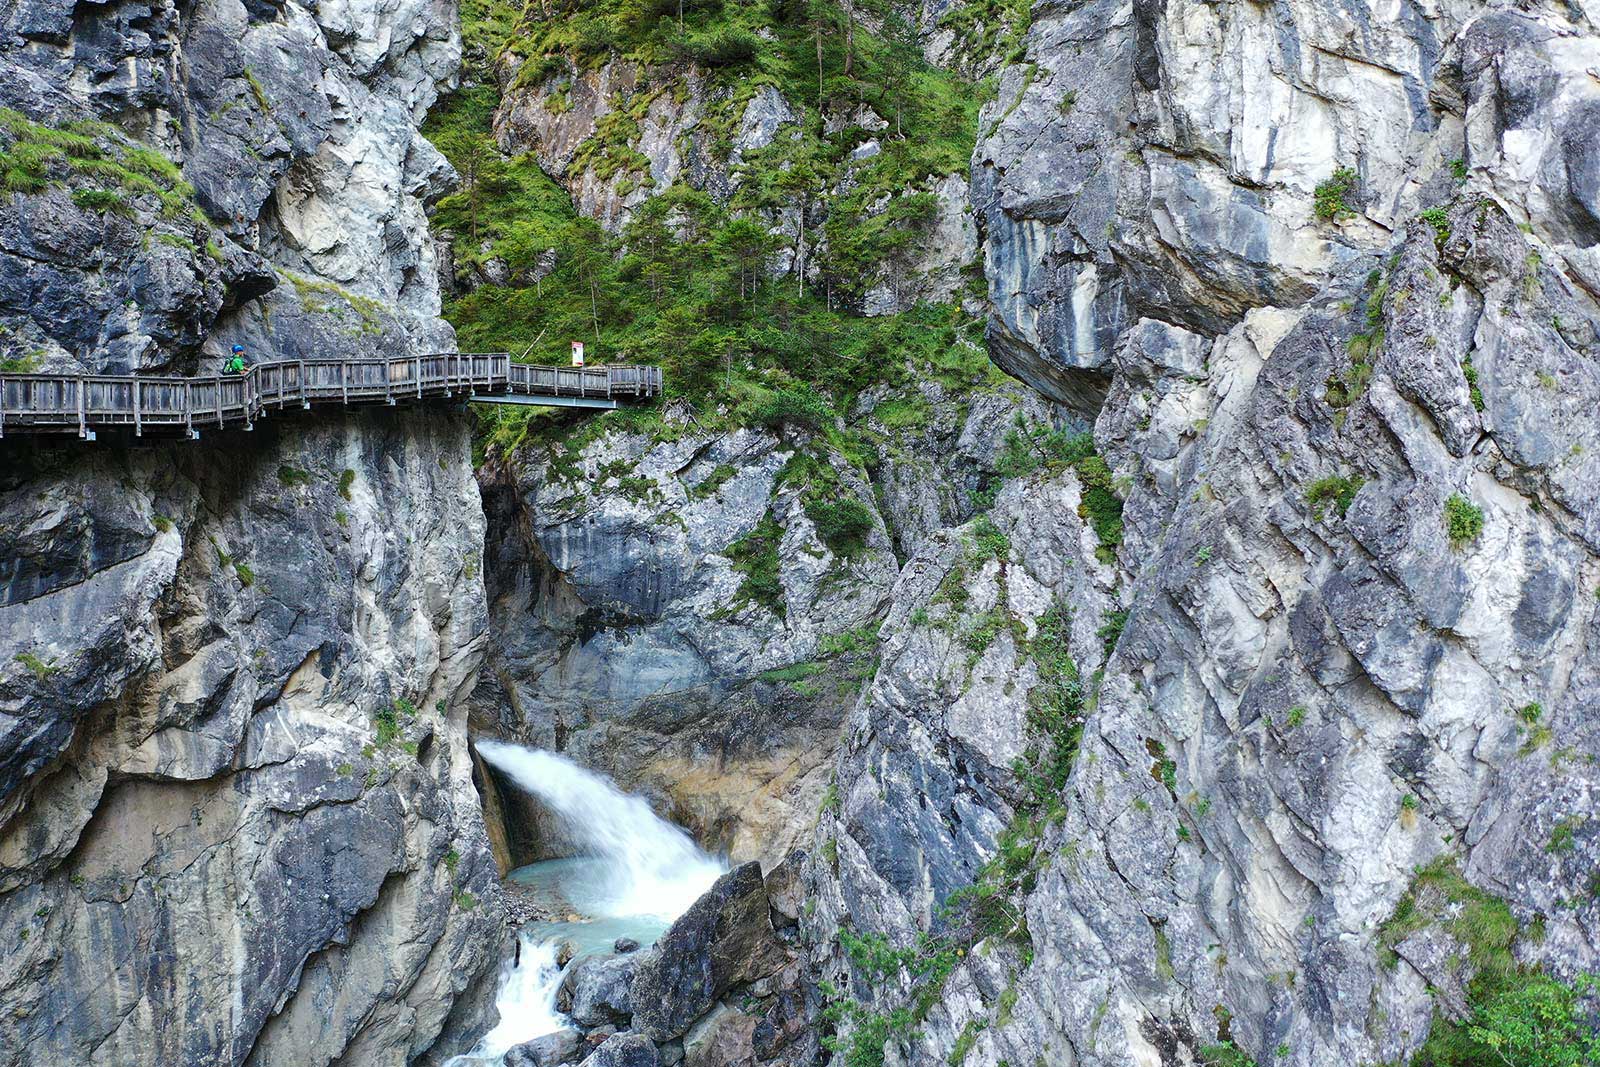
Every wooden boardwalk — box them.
[0,354,662,439]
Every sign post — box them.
[571,341,585,368]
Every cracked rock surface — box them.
[805,1,1600,1066]
[0,0,504,1057]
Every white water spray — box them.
[476,740,726,921]
[469,936,567,1058]
[448,742,727,1062]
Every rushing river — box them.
[447,742,726,1063]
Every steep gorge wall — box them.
[807,2,1600,1066]
[471,372,1056,871]
[0,0,508,1061]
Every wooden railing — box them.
[0,355,663,439]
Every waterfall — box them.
[465,935,568,1058]
[448,742,727,1062]
[475,740,726,921]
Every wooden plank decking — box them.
[0,354,662,439]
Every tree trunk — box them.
[796,203,805,298]
[843,1,854,78]
[816,32,824,109]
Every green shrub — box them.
[1304,474,1363,521]
[871,394,931,430]
[969,514,1010,561]
[750,388,834,433]
[1073,453,1123,559]
[1417,206,1451,245]
[1461,355,1485,411]
[373,702,401,746]
[725,512,785,615]
[1097,608,1127,656]
[1424,974,1600,1067]
[0,353,42,372]
[1313,167,1359,221]
[680,27,759,66]
[277,465,313,488]
[1199,1040,1256,1067]
[807,496,875,557]
[338,469,356,500]
[71,187,133,216]
[1444,493,1484,547]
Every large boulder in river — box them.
[559,952,640,1027]
[504,1029,583,1067]
[628,862,788,1041]
[578,1033,660,1067]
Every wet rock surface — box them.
[506,1029,585,1067]
[630,862,789,1042]
[578,1033,661,1067]
[562,952,642,1029]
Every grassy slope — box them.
[424,0,1027,454]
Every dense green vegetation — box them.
[1313,166,1359,222]
[0,109,209,227]
[1376,857,1600,1067]
[424,0,1019,455]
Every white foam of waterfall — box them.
[475,740,726,921]
[443,935,566,1065]
[449,741,727,1061]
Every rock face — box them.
[483,45,976,312]
[561,952,642,1028]
[807,3,1600,1067]
[0,0,459,374]
[0,417,505,1067]
[472,370,1054,869]
[579,1033,660,1067]
[506,1028,584,1067]
[0,0,505,1060]
[630,862,789,1043]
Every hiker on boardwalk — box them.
[223,345,249,375]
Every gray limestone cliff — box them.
[806,2,1600,1066]
[471,367,1056,873]
[0,0,508,1060]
